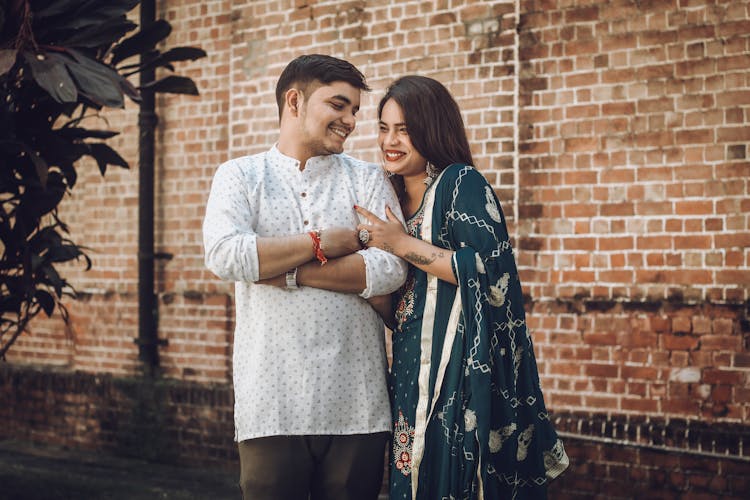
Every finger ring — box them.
[358,228,370,245]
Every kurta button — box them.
[304,220,309,225]
[301,192,307,197]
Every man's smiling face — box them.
[296,80,360,157]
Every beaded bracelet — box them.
[309,229,327,265]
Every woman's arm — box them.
[355,205,457,286]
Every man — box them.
[203,54,407,500]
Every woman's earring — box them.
[424,162,438,186]
[381,158,395,178]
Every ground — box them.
[0,439,238,500]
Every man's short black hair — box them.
[275,54,370,119]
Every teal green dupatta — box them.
[397,164,568,499]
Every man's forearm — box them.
[296,253,366,293]
[256,234,314,280]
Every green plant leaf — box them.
[87,142,129,175]
[0,295,23,316]
[18,171,67,222]
[28,226,63,254]
[46,244,86,265]
[0,49,18,76]
[58,17,137,47]
[28,149,50,187]
[34,0,96,20]
[36,129,86,168]
[18,143,51,187]
[159,47,207,63]
[1,1,205,357]
[117,49,158,70]
[58,163,79,189]
[118,75,141,103]
[30,253,44,272]
[57,128,119,140]
[125,46,206,75]
[140,75,199,95]
[53,52,124,108]
[21,51,78,103]
[34,289,56,317]
[110,19,172,66]
[65,2,140,28]
[40,263,65,297]
[34,0,140,31]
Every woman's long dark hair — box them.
[377,75,475,172]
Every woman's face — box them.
[378,98,427,179]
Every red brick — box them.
[621,365,660,380]
[701,335,741,350]
[564,136,599,152]
[703,369,743,385]
[459,4,490,21]
[563,237,597,251]
[671,316,692,333]
[583,332,618,346]
[663,334,700,350]
[585,363,620,378]
[715,233,750,249]
[715,270,750,285]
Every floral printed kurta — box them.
[389,164,568,500]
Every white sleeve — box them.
[357,168,408,298]
[202,160,260,283]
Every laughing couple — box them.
[203,54,568,500]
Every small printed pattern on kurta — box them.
[203,147,408,441]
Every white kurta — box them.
[203,146,408,441]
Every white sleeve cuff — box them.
[357,247,408,299]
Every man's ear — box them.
[285,88,302,116]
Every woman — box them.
[355,76,569,499]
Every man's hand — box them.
[320,227,361,258]
[367,294,395,330]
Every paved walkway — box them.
[0,439,238,500]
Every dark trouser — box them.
[238,432,389,500]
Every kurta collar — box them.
[270,144,335,174]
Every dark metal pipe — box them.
[137,0,160,376]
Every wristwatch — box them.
[285,268,298,289]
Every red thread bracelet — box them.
[309,229,327,265]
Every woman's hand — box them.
[354,205,408,255]
[357,205,458,285]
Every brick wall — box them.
[0,364,235,466]
[516,0,749,422]
[549,432,749,499]
[4,0,749,493]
